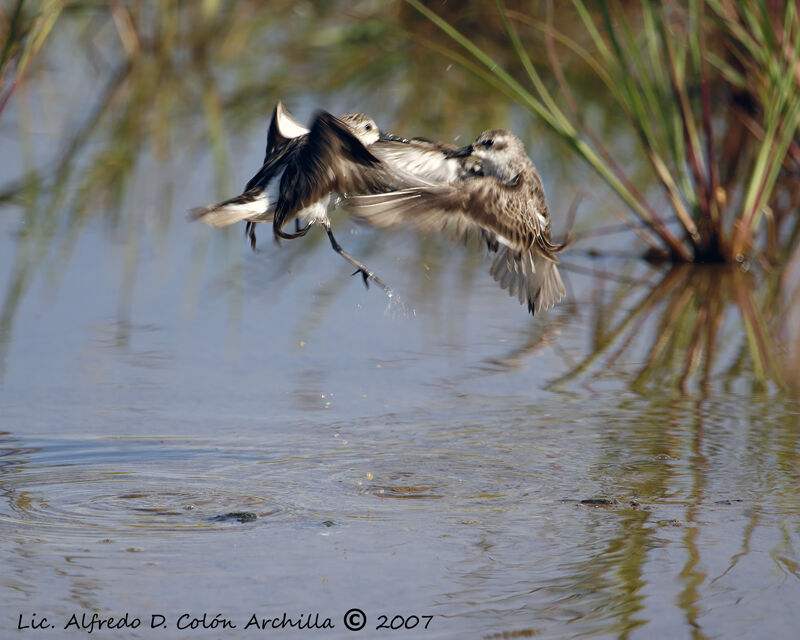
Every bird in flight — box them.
[189,102,403,293]
[346,129,567,314]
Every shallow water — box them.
[2,6,800,639]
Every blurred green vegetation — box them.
[408,0,800,265]
[0,0,798,394]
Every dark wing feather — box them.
[273,111,391,234]
[245,136,301,192]
[265,102,282,161]
[264,102,309,161]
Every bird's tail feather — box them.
[490,246,566,314]
[188,194,272,228]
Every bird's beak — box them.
[445,144,473,158]
[378,131,410,143]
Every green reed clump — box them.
[406,0,800,264]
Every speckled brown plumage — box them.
[347,129,566,314]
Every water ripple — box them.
[0,437,300,538]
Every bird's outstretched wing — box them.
[346,175,548,250]
[369,139,472,186]
[347,176,566,314]
[345,185,480,244]
[265,101,309,161]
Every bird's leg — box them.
[246,221,257,251]
[322,220,393,296]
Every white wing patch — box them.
[537,211,548,230]
[275,102,310,139]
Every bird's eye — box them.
[364,124,373,131]
[482,139,494,147]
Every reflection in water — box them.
[547,262,799,394]
[2,393,800,638]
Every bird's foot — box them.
[352,268,371,289]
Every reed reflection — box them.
[547,261,799,394]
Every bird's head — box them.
[469,129,527,180]
[339,113,381,146]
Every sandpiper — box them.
[190,102,399,292]
[346,129,567,314]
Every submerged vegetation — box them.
[407,0,800,265]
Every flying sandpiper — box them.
[190,102,402,293]
[346,129,567,314]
